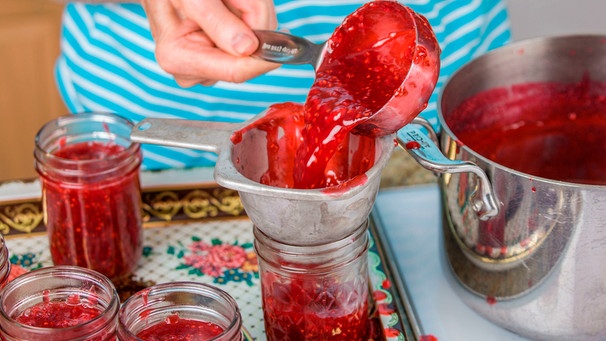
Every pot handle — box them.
[397,118,499,220]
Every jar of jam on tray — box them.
[0,265,119,340]
[34,113,143,281]
[0,234,10,290]
[117,282,244,340]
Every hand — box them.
[141,0,279,87]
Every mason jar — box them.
[0,234,11,290]
[0,265,119,340]
[34,113,143,281]
[254,221,371,340]
[117,282,243,340]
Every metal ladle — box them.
[252,3,441,136]
[252,30,326,69]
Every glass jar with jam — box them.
[0,234,11,290]
[0,265,120,340]
[117,282,243,340]
[254,221,371,340]
[34,113,143,281]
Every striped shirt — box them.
[55,0,511,170]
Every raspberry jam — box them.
[118,282,243,341]
[34,113,143,281]
[232,1,438,190]
[0,266,119,341]
[261,274,370,340]
[447,77,606,185]
[136,315,225,340]
[15,299,102,328]
[231,102,378,189]
[254,222,371,341]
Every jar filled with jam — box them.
[254,221,371,340]
[117,282,243,340]
[0,234,11,290]
[34,113,143,281]
[0,265,119,340]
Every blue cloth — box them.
[55,0,511,170]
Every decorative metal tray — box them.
[0,181,418,340]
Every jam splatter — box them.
[405,141,421,150]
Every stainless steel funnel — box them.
[130,111,395,245]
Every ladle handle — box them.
[397,118,499,220]
[130,118,238,153]
[252,30,325,68]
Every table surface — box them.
[374,183,530,341]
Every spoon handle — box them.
[252,30,325,68]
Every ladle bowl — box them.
[253,2,440,137]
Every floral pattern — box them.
[168,237,259,286]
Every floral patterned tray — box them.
[0,181,418,340]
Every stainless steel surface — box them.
[350,6,440,137]
[130,112,395,246]
[252,30,326,69]
[399,35,606,340]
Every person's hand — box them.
[141,0,279,87]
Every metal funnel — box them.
[130,111,395,245]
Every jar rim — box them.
[34,113,142,179]
[34,112,140,164]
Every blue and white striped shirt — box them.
[55,0,511,170]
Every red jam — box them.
[232,3,436,340]
[231,102,377,189]
[295,1,418,188]
[447,77,606,185]
[232,1,435,190]
[261,273,370,340]
[15,296,102,328]
[42,141,142,280]
[136,314,224,341]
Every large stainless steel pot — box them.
[397,35,606,340]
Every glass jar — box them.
[34,113,143,281]
[0,234,11,290]
[117,282,243,341]
[254,221,371,340]
[0,265,119,340]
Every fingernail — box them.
[232,33,256,55]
